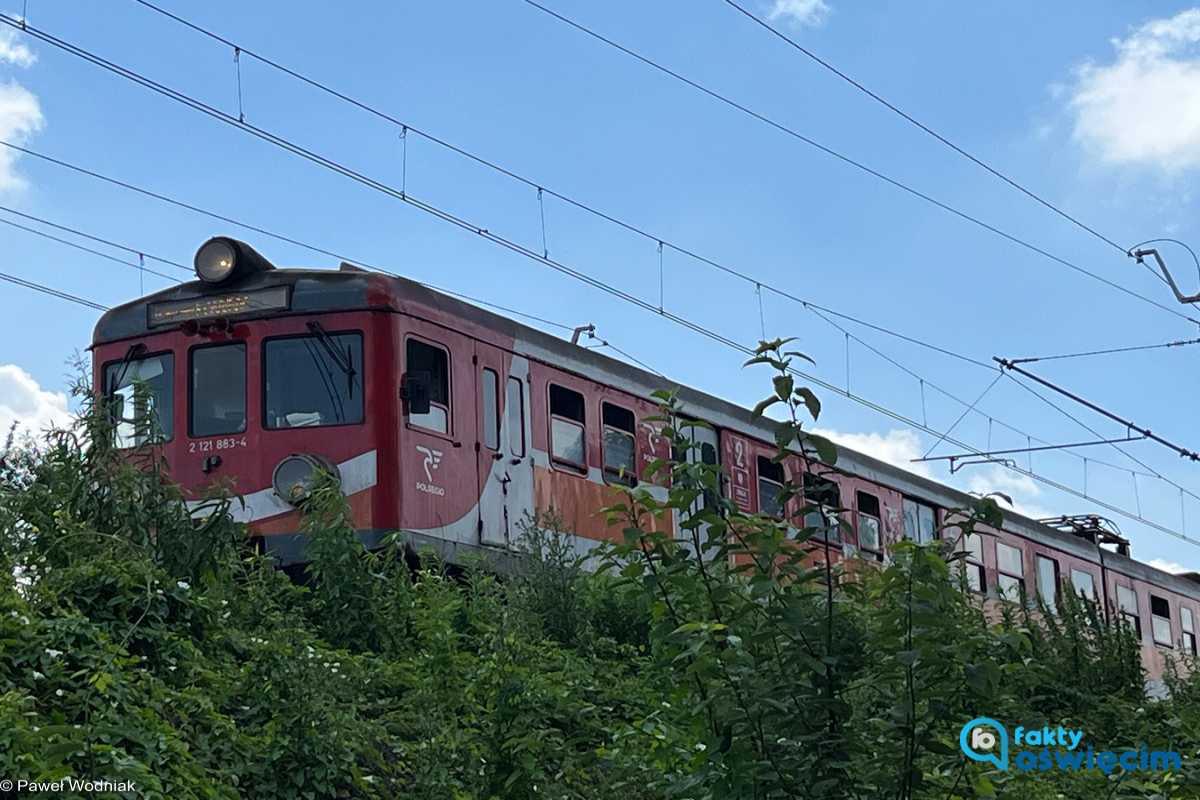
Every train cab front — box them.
[90,237,395,564]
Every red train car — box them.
[92,238,1200,691]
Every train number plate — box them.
[189,437,248,453]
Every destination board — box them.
[147,286,290,327]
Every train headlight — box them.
[272,453,339,505]
[194,236,276,284]
[194,238,238,283]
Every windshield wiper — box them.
[108,342,147,395]
[305,321,358,398]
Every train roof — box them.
[92,264,1200,601]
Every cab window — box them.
[190,343,246,437]
[406,338,450,434]
[264,332,363,429]
[105,352,174,447]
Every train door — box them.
[677,420,720,557]
[398,320,478,538]
[474,341,534,548]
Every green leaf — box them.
[794,387,821,420]
[751,396,782,418]
[805,433,838,465]
[772,374,794,401]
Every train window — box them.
[902,498,937,544]
[549,384,586,472]
[803,473,841,542]
[190,343,246,437]
[1036,555,1060,614]
[406,338,450,434]
[264,332,363,429]
[1117,586,1141,638]
[1182,607,1197,655]
[856,491,882,561]
[1151,595,1172,647]
[757,457,785,518]
[506,377,525,457]
[996,542,1024,602]
[481,369,500,450]
[602,402,637,486]
[959,532,986,594]
[1070,568,1097,601]
[105,352,174,448]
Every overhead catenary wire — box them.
[0,215,182,284]
[1,138,993,373]
[0,190,577,335]
[919,371,1004,459]
[1008,336,1200,365]
[125,1,1200,337]
[13,14,1199,548]
[513,1,1199,327]
[802,301,1159,479]
[718,0,1130,256]
[0,270,107,311]
[0,203,190,273]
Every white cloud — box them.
[1148,557,1197,574]
[812,427,932,478]
[0,80,42,191]
[0,20,39,192]
[1069,9,1200,170]
[965,465,1056,521]
[767,0,830,28]
[0,364,71,439]
[0,26,34,68]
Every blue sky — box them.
[2,0,1200,570]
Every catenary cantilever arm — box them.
[1133,248,1200,305]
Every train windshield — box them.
[264,332,363,428]
[191,343,247,437]
[105,352,174,448]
